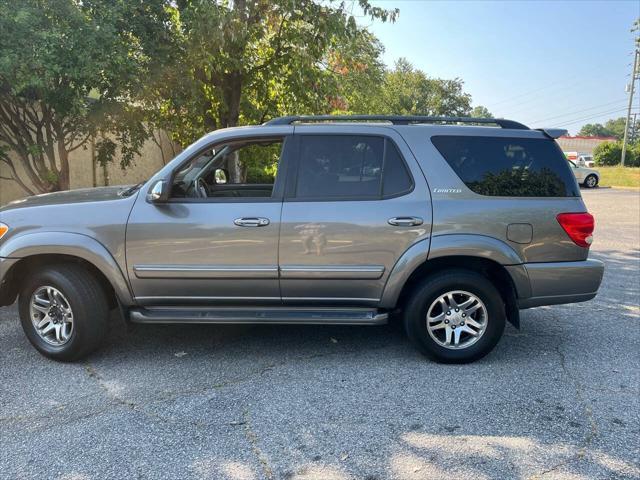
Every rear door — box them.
[278,126,431,305]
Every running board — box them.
[128,307,388,325]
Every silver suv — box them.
[0,115,604,363]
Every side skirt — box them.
[128,306,389,326]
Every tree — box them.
[146,0,398,148]
[593,141,640,167]
[369,58,472,116]
[578,123,610,137]
[470,105,493,118]
[603,117,628,140]
[578,117,628,140]
[0,0,173,194]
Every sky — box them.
[361,0,639,134]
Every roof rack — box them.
[264,115,529,130]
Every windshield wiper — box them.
[120,182,145,197]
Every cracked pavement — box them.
[1,188,639,480]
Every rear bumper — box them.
[517,259,604,309]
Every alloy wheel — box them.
[426,290,488,349]
[29,286,74,346]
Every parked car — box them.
[568,160,600,188]
[564,151,595,168]
[0,115,604,363]
[579,154,595,168]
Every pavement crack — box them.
[528,343,599,479]
[136,346,375,409]
[242,407,274,480]
[84,364,136,409]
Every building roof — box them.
[559,135,617,141]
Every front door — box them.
[278,127,431,305]
[126,135,290,306]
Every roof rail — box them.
[263,115,529,130]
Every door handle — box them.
[234,217,270,227]
[388,216,423,227]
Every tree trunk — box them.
[56,139,71,191]
[219,72,242,128]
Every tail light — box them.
[556,212,594,248]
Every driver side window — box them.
[171,138,284,200]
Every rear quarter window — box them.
[431,135,580,197]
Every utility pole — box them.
[631,113,638,144]
[621,48,639,166]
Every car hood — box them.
[0,185,135,212]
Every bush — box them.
[593,141,640,167]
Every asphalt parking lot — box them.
[0,188,638,480]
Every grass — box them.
[595,166,640,188]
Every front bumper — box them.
[517,259,604,309]
[0,257,20,307]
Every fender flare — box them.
[379,239,429,308]
[428,234,523,265]
[1,231,133,305]
[379,234,529,308]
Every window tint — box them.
[171,139,283,199]
[296,136,384,198]
[431,136,579,197]
[382,142,413,197]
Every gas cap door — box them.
[507,223,533,244]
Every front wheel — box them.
[584,174,598,188]
[18,264,110,361]
[403,270,506,363]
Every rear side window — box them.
[294,135,413,199]
[431,136,579,197]
[382,142,413,197]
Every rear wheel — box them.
[403,270,506,363]
[584,174,598,188]
[18,264,110,361]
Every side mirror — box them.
[146,180,169,203]
[214,168,228,184]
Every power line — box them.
[489,71,615,112]
[554,107,639,128]
[530,99,628,124]
[488,76,584,108]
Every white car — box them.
[568,160,599,188]
[564,152,595,168]
[579,155,595,168]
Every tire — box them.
[403,269,506,363]
[584,174,598,188]
[18,264,109,361]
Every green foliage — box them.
[579,123,612,137]
[357,58,472,116]
[470,106,493,118]
[1,0,482,193]
[146,0,398,148]
[240,143,282,183]
[468,168,567,197]
[578,117,628,140]
[593,141,640,167]
[604,117,631,140]
[0,0,174,193]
